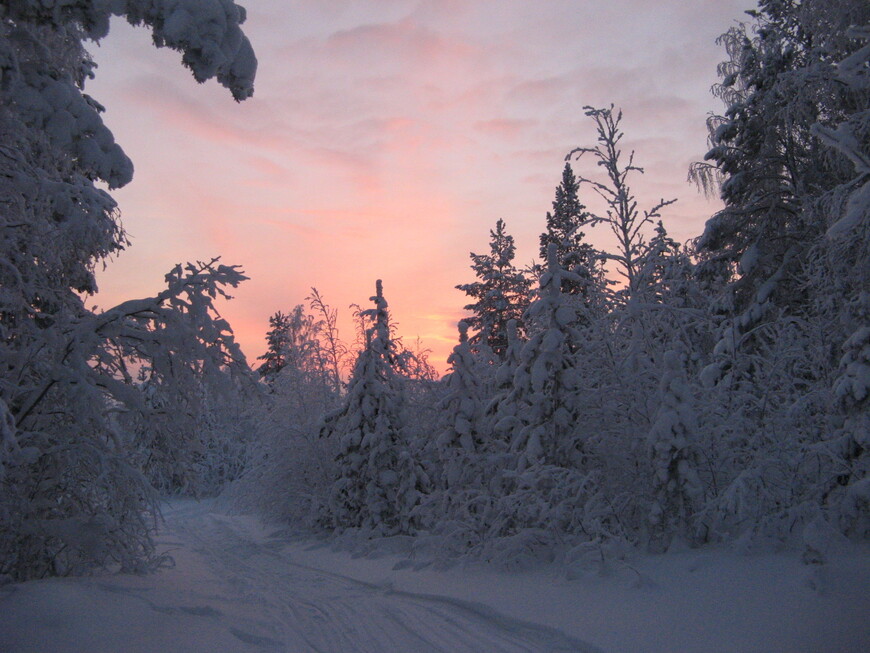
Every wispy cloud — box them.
[89,1,752,372]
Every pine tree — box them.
[457,219,531,357]
[635,222,691,303]
[436,321,487,489]
[647,351,703,549]
[502,244,587,471]
[256,306,329,384]
[322,281,429,535]
[257,311,293,379]
[470,253,606,561]
[539,163,601,301]
[477,319,521,452]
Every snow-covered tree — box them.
[462,251,617,562]
[569,106,676,297]
[256,305,336,389]
[257,311,293,379]
[812,24,870,536]
[634,223,690,302]
[539,163,601,302]
[457,219,532,357]
[1,259,252,580]
[481,319,523,444]
[504,244,588,471]
[691,0,866,317]
[625,221,707,377]
[321,281,429,535]
[691,0,867,392]
[647,351,704,549]
[306,287,348,394]
[118,262,257,497]
[436,322,487,487]
[225,292,353,529]
[0,1,257,580]
[690,0,869,543]
[830,326,870,537]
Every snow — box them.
[1,499,867,653]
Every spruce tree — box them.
[257,311,292,379]
[539,163,600,301]
[647,351,703,549]
[322,281,428,535]
[436,321,487,488]
[457,219,531,358]
[257,305,330,385]
[502,244,587,471]
[482,319,523,448]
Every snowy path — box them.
[0,500,597,653]
[163,501,596,653]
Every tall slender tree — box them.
[539,163,601,301]
[457,219,531,357]
[257,311,293,379]
[322,281,429,535]
[569,106,675,297]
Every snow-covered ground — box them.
[1,499,867,653]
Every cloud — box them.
[473,118,536,139]
[326,17,479,65]
[245,155,288,179]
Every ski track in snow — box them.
[160,501,597,653]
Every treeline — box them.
[237,0,869,564]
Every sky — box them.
[87,0,753,374]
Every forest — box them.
[0,0,868,596]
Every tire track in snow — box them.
[163,502,600,653]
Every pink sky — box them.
[87,0,752,374]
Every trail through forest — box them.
[163,501,597,652]
[0,500,597,653]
